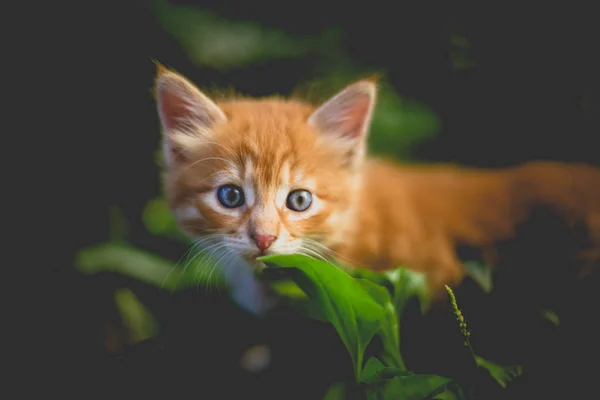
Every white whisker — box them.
[303,238,362,267]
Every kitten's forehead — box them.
[190,98,346,196]
[244,156,293,189]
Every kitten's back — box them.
[340,158,600,295]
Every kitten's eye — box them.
[286,189,312,212]
[217,184,245,208]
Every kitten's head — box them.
[155,67,377,265]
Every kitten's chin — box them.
[242,250,278,272]
[240,252,267,269]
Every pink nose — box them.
[251,233,276,251]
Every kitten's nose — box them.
[251,233,276,251]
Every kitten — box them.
[154,66,600,315]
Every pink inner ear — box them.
[311,84,375,141]
[158,84,194,131]
[341,95,371,139]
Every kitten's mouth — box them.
[249,249,271,259]
[240,250,262,261]
[246,256,268,273]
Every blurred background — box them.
[32,0,599,398]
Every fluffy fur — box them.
[154,66,600,314]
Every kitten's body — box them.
[155,67,600,315]
[337,160,600,294]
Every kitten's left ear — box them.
[154,67,226,166]
[308,79,377,158]
[155,68,226,132]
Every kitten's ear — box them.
[308,79,377,151]
[154,67,226,165]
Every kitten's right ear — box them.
[308,79,377,167]
[154,67,226,165]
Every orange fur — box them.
[154,68,600,301]
[339,160,600,296]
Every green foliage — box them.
[359,358,452,399]
[75,236,524,399]
[445,285,523,389]
[152,0,440,162]
[76,194,525,400]
[259,255,459,399]
[463,261,494,293]
[75,242,224,292]
[258,254,388,379]
[142,197,190,243]
[473,356,523,389]
[153,0,323,70]
[114,288,159,342]
[322,381,347,400]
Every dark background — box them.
[26,1,599,399]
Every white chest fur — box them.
[226,257,278,317]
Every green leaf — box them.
[259,254,385,379]
[142,197,190,243]
[445,286,523,390]
[369,88,441,160]
[359,357,409,384]
[268,279,308,299]
[540,308,560,326]
[384,268,431,316]
[152,0,321,69]
[357,281,406,370]
[474,355,523,389]
[352,267,431,316]
[263,273,328,321]
[361,357,451,399]
[463,261,493,293]
[432,390,460,400]
[378,375,452,400]
[108,205,129,243]
[74,242,225,291]
[359,357,388,384]
[114,288,159,343]
[322,381,347,400]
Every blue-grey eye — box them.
[286,189,312,212]
[217,184,245,208]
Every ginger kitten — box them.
[154,67,600,315]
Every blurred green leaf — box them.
[259,254,385,379]
[445,286,523,390]
[114,288,159,343]
[540,308,560,326]
[474,355,523,389]
[379,375,452,400]
[369,89,441,160]
[353,267,431,315]
[142,197,190,243]
[361,357,452,400]
[322,381,347,400]
[432,390,460,400]
[109,205,129,243]
[384,268,431,316]
[359,357,409,384]
[449,28,476,71]
[300,67,441,160]
[153,0,325,69]
[75,243,225,291]
[463,261,493,293]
